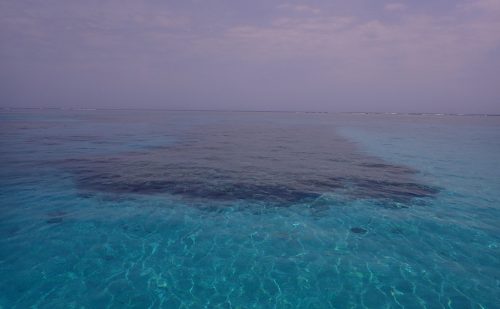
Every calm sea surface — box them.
[0,110,499,308]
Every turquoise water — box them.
[0,110,499,308]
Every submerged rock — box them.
[46,217,63,224]
[350,227,367,234]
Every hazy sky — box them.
[1,0,499,113]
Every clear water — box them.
[0,110,499,308]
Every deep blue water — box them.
[0,110,499,308]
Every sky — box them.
[1,0,499,113]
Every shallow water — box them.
[0,110,499,308]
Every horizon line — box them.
[0,106,499,117]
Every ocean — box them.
[0,109,499,308]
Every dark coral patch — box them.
[58,123,439,206]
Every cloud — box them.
[384,3,407,12]
[277,4,321,14]
[458,0,500,12]
[0,0,193,63]
[200,1,500,88]
[0,2,189,40]
[1,0,499,112]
